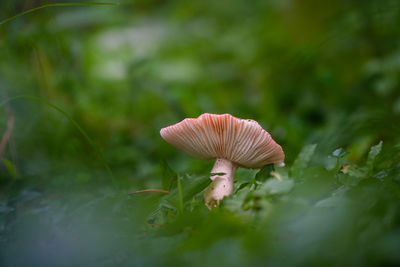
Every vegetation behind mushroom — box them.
[1,1,400,266]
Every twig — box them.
[147,223,163,227]
[129,189,170,195]
[0,93,15,159]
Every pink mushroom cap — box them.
[160,113,285,168]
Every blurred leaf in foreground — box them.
[161,160,177,191]
[366,141,383,168]
[255,164,274,182]
[292,143,317,175]
[2,158,17,179]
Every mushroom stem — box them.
[204,158,237,209]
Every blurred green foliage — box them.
[1,0,400,266]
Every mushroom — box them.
[160,113,285,209]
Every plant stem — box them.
[177,176,184,213]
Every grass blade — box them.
[177,176,184,213]
[161,160,177,190]
[2,158,18,179]
[0,2,117,26]
[0,95,116,186]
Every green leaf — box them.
[332,148,349,158]
[181,175,210,202]
[344,164,367,178]
[337,173,362,187]
[161,160,177,190]
[261,179,294,195]
[2,158,17,179]
[315,196,350,208]
[148,175,209,222]
[255,164,274,182]
[292,144,317,173]
[235,182,250,193]
[367,141,383,167]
